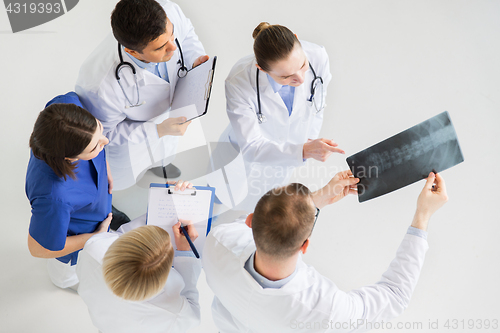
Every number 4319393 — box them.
[444,319,498,330]
[6,2,62,14]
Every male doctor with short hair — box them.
[203,170,448,332]
[76,0,208,190]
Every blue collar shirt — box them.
[244,251,298,289]
[124,46,170,83]
[266,74,295,116]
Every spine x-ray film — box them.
[346,111,464,203]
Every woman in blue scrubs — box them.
[26,92,113,289]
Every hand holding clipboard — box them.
[169,56,217,124]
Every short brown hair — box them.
[253,22,300,72]
[103,226,174,301]
[29,103,97,180]
[252,183,316,259]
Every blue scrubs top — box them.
[25,92,112,265]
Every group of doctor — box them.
[25,0,450,332]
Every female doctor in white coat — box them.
[217,22,344,212]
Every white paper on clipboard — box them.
[170,56,216,122]
[146,184,215,257]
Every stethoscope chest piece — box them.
[257,113,267,124]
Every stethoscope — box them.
[115,38,189,108]
[255,62,324,124]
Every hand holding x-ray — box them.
[312,170,359,209]
[412,172,448,231]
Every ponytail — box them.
[253,22,299,72]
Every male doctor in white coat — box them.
[203,171,448,332]
[76,0,208,190]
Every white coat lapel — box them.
[266,81,288,112]
[289,68,314,122]
[166,47,180,104]
[256,69,289,119]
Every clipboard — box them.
[146,184,215,257]
[169,56,217,123]
[346,111,464,203]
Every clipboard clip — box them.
[204,69,214,101]
[168,188,197,196]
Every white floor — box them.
[1,0,500,332]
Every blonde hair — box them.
[252,22,299,72]
[102,226,174,301]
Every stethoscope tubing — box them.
[115,39,186,107]
[255,61,322,124]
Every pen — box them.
[180,224,200,258]
[167,180,199,258]
[163,166,168,180]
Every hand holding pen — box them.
[172,219,199,258]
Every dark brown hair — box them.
[252,183,316,259]
[29,103,97,180]
[253,22,300,72]
[111,0,167,52]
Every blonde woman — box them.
[76,192,201,333]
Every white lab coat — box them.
[76,0,205,190]
[217,41,332,211]
[76,218,202,333]
[202,218,429,333]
